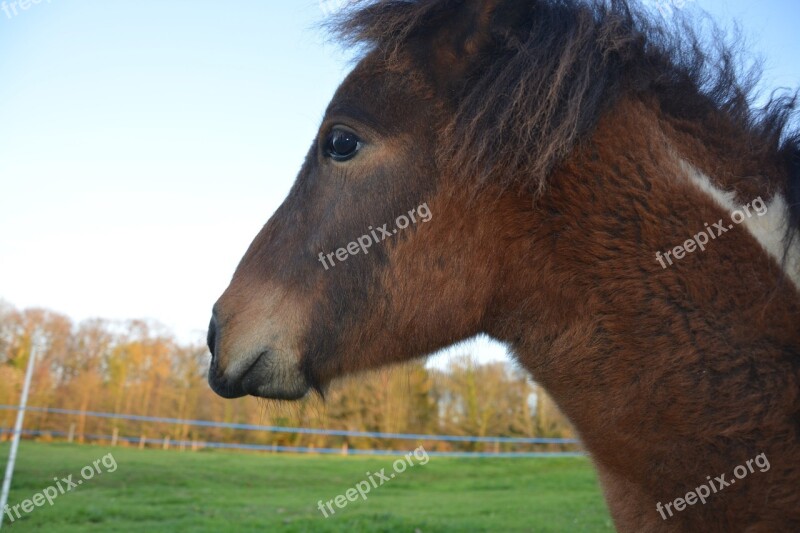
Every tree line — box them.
[0,301,576,453]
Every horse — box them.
[206,0,800,530]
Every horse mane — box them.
[332,0,800,237]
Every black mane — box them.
[333,0,800,236]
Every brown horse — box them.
[206,0,800,530]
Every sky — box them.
[1,0,799,367]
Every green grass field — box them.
[0,442,613,532]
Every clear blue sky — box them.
[1,1,798,363]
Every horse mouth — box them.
[208,350,310,401]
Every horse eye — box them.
[325,129,361,162]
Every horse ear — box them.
[423,0,522,97]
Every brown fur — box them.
[208,1,800,530]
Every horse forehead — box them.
[327,58,430,129]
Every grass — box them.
[0,442,613,532]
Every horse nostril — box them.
[207,315,218,359]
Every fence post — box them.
[341,443,348,456]
[0,335,43,530]
[162,436,170,451]
[111,427,119,447]
[139,435,146,450]
[67,423,75,444]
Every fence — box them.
[0,405,583,458]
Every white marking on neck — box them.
[679,159,800,291]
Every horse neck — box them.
[484,97,800,529]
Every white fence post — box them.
[0,335,43,529]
